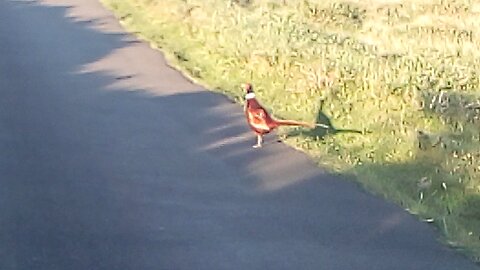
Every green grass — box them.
[101,0,480,261]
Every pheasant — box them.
[243,83,318,148]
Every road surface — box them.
[0,0,478,269]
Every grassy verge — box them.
[100,0,480,261]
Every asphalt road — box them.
[0,0,478,269]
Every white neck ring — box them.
[245,93,256,100]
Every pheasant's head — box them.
[242,83,256,100]
[242,83,253,93]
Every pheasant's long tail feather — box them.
[274,119,315,128]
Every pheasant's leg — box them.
[253,134,263,148]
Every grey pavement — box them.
[0,0,478,269]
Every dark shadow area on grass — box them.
[351,157,480,263]
[0,0,478,269]
[334,90,480,263]
[286,101,364,140]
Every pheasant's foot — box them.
[254,134,263,148]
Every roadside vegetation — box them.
[101,0,480,261]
